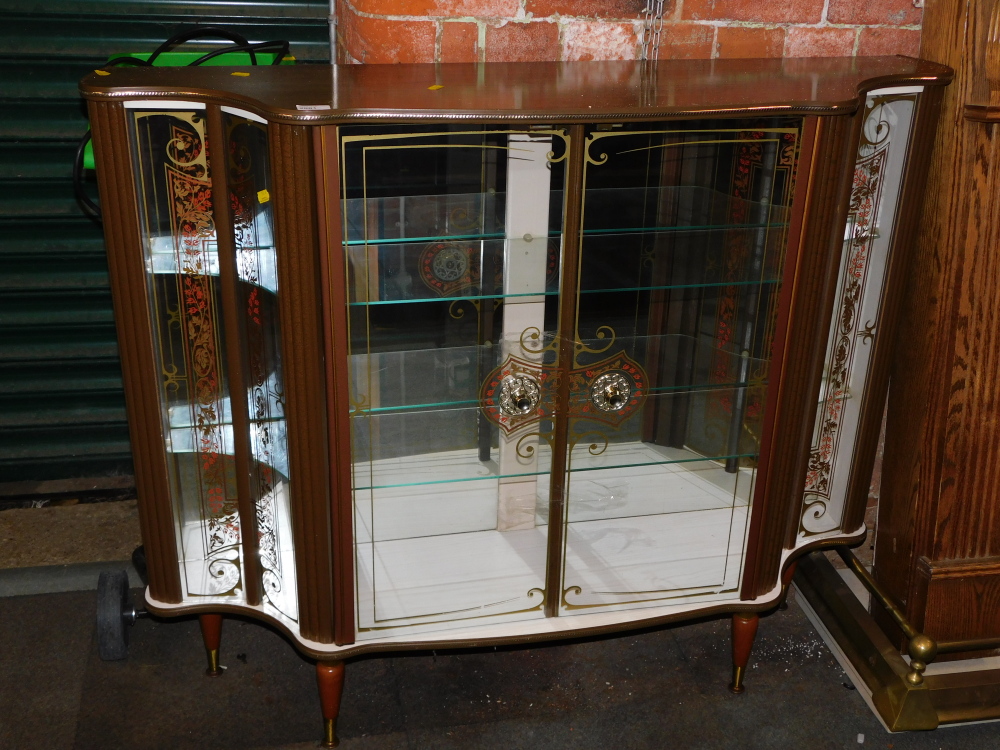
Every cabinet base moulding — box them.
[911,556,1000,653]
[143,579,791,659]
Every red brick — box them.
[653,23,715,60]
[526,0,651,19]
[715,26,785,58]
[485,21,560,62]
[340,8,436,63]
[352,0,519,16]
[682,0,824,24]
[827,0,921,26]
[784,26,856,57]
[562,20,639,61]
[441,22,479,62]
[857,26,921,57]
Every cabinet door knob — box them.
[499,375,540,415]
[590,371,632,412]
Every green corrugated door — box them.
[0,1,330,491]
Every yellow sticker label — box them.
[257,189,270,204]
[94,70,111,76]
[231,71,250,77]
[428,84,444,90]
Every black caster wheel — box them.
[96,569,141,661]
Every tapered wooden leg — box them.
[778,560,799,610]
[729,613,759,693]
[316,660,346,748]
[199,614,223,677]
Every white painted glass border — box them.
[798,88,920,538]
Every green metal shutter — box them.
[0,0,330,493]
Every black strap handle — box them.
[147,27,254,65]
[188,40,290,67]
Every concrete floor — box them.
[1,570,998,750]
[0,500,142,568]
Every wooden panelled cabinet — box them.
[82,58,949,745]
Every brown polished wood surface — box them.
[743,114,859,598]
[876,0,1000,647]
[199,613,223,651]
[314,126,356,646]
[913,556,1000,648]
[964,0,1000,117]
[731,613,760,668]
[80,58,951,123]
[87,100,182,603]
[269,124,336,644]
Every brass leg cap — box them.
[205,648,222,677]
[729,665,746,693]
[321,718,339,748]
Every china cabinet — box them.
[81,57,949,745]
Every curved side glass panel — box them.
[222,107,298,623]
[799,90,919,538]
[128,103,244,601]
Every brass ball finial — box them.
[904,633,938,686]
[908,634,938,664]
[905,667,925,686]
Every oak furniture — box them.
[791,0,1000,731]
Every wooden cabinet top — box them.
[80,57,952,124]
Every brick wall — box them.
[335,0,922,64]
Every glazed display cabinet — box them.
[81,57,950,745]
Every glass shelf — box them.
[345,234,553,305]
[348,290,558,307]
[581,185,791,233]
[347,334,767,415]
[351,430,554,491]
[343,186,789,245]
[346,278,780,308]
[579,225,786,294]
[343,192,506,246]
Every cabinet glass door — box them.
[129,104,245,601]
[559,122,801,613]
[340,127,568,637]
[129,105,298,614]
[221,108,297,623]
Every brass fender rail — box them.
[835,547,1000,684]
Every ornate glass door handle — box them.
[499,375,541,416]
[590,371,631,412]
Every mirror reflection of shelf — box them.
[342,186,789,244]
[347,334,767,414]
[144,209,278,292]
[353,440,752,639]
